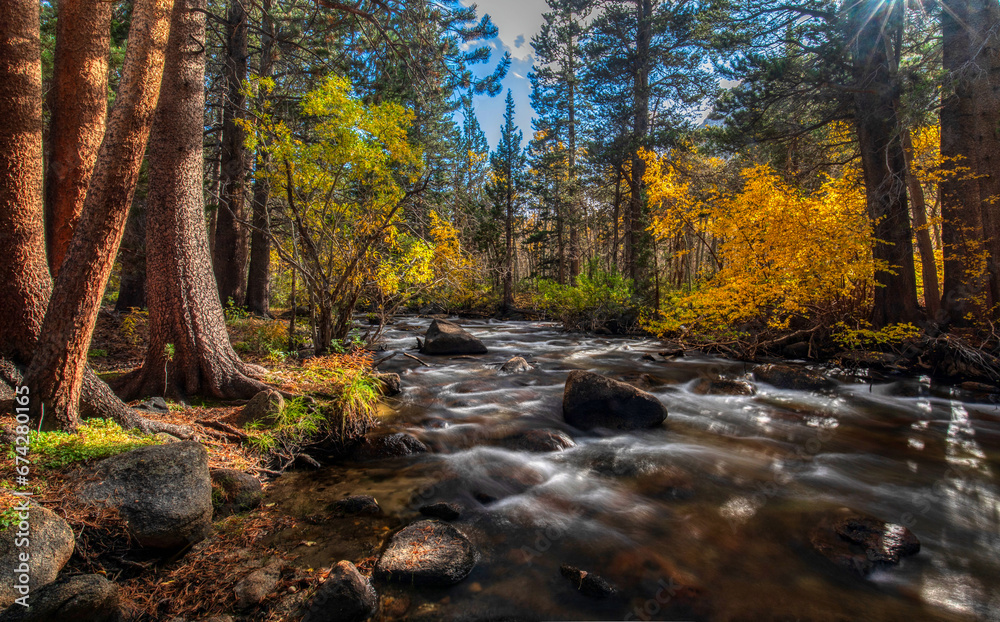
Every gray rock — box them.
[754,364,837,392]
[328,495,381,517]
[376,520,477,586]
[374,373,402,397]
[563,370,667,431]
[419,502,462,521]
[136,396,169,414]
[233,389,285,428]
[0,574,120,622]
[494,429,575,452]
[302,560,377,622]
[234,561,283,609]
[351,433,427,462]
[420,320,487,355]
[498,356,532,374]
[76,441,212,548]
[210,469,263,518]
[0,503,74,608]
[810,508,920,577]
[692,378,756,396]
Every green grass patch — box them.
[88,348,108,358]
[12,419,162,468]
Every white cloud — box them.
[465,0,547,61]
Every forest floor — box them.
[0,306,390,620]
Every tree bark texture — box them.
[902,130,940,318]
[971,0,1000,317]
[0,0,188,436]
[116,0,267,401]
[940,0,989,322]
[44,0,111,277]
[212,0,251,307]
[0,0,49,362]
[849,0,920,326]
[23,0,175,430]
[244,0,276,316]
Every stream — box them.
[266,317,1000,621]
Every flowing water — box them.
[267,318,1000,621]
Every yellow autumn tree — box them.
[643,150,879,336]
[258,75,424,353]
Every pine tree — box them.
[583,0,714,295]
[487,91,526,311]
[529,0,588,282]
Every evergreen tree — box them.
[487,91,527,310]
[582,0,715,296]
[529,0,589,282]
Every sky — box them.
[460,0,547,149]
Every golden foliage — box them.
[642,150,878,335]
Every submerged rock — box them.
[374,372,402,397]
[693,378,756,396]
[76,441,212,548]
[302,561,377,622]
[419,502,462,521]
[0,574,120,622]
[210,468,263,518]
[499,356,532,374]
[753,364,837,392]
[493,429,575,452]
[329,495,381,517]
[376,520,477,586]
[810,509,920,577]
[0,504,74,608]
[420,319,488,355]
[563,370,667,430]
[351,432,428,462]
[560,564,618,599]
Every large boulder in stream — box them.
[562,370,667,431]
[420,319,487,355]
[375,520,477,586]
[809,509,920,577]
[75,441,213,549]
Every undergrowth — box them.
[8,419,161,469]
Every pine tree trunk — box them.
[23,0,175,430]
[902,130,940,318]
[940,0,988,322]
[972,0,1000,317]
[0,0,188,437]
[849,0,920,326]
[503,187,514,310]
[627,0,652,290]
[117,0,267,402]
[44,0,111,277]
[0,0,49,363]
[212,0,251,308]
[245,1,276,316]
